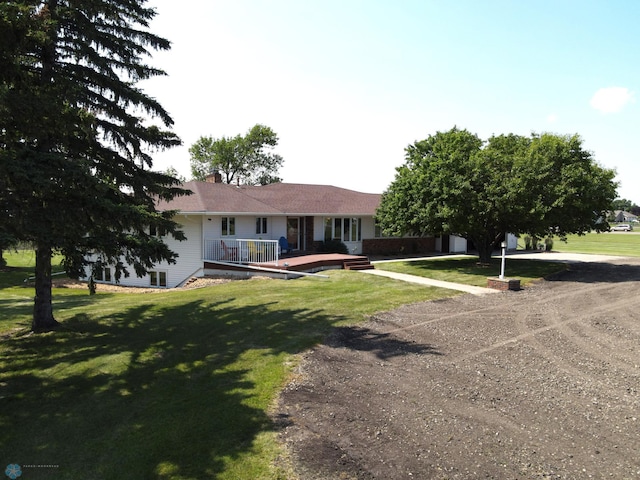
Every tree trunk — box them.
[32,245,59,331]
[477,246,493,265]
[474,237,494,265]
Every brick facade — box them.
[362,237,437,255]
[486,277,521,291]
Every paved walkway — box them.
[361,268,499,295]
[363,252,625,296]
[504,251,624,263]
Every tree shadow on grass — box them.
[0,296,344,479]
[544,260,640,284]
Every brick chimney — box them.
[205,170,223,183]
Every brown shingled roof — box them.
[158,181,381,215]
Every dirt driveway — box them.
[277,258,640,479]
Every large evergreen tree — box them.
[0,1,189,331]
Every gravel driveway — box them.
[276,257,640,479]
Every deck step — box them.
[343,259,375,271]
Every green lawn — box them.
[0,249,65,287]
[2,231,633,478]
[375,232,640,286]
[374,256,566,286]
[0,251,455,480]
[550,231,640,257]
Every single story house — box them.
[613,210,639,223]
[88,175,469,288]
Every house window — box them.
[343,217,351,241]
[324,218,332,242]
[256,217,268,235]
[351,217,361,242]
[150,271,167,287]
[324,217,361,242]
[222,217,235,236]
[96,267,112,283]
[374,221,383,238]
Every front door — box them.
[287,217,300,250]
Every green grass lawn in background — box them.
[0,249,65,288]
[0,251,454,480]
[374,256,567,286]
[549,231,640,257]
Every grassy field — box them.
[374,256,566,286]
[0,251,455,480]
[1,232,634,479]
[550,231,640,257]
[375,231,639,285]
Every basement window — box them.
[150,271,167,288]
[96,267,112,283]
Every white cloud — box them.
[590,87,635,113]
[546,113,558,123]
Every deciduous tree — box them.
[189,124,283,185]
[377,127,617,263]
[0,1,189,331]
[164,166,187,183]
[611,198,639,214]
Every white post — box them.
[499,241,507,279]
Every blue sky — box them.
[144,0,639,202]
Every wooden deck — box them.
[255,253,370,272]
[204,253,372,274]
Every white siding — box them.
[235,217,258,238]
[271,217,287,241]
[86,216,204,288]
[360,216,376,240]
[450,235,468,253]
[203,214,218,238]
[436,235,467,253]
[205,214,288,241]
[125,216,204,288]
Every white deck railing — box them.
[204,238,279,265]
